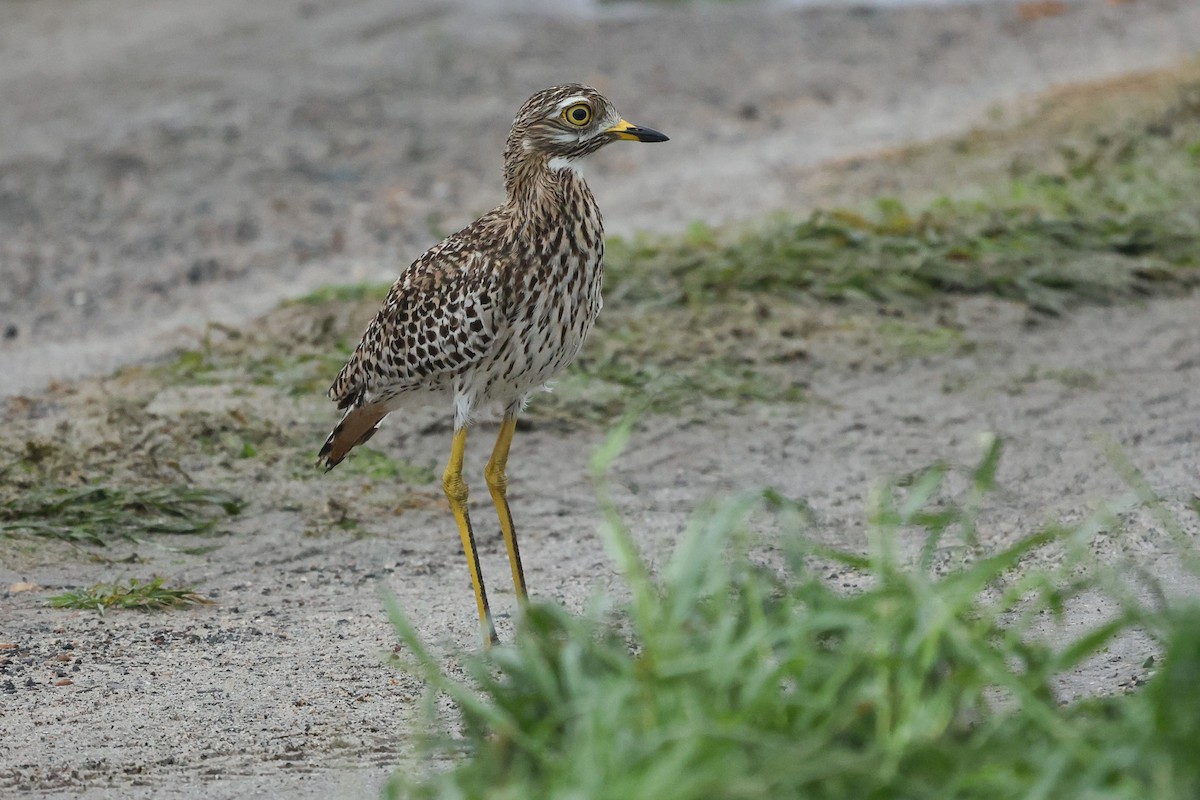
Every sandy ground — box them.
[3,0,1200,797]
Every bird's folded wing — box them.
[327,248,508,409]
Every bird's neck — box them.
[503,154,597,233]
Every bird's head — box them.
[504,84,668,188]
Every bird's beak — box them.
[606,118,669,143]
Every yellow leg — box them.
[485,415,527,601]
[442,426,497,646]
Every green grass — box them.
[0,485,243,546]
[607,187,1198,317]
[337,447,437,483]
[383,430,1199,799]
[286,282,390,307]
[160,332,352,398]
[605,88,1200,315]
[49,576,212,613]
[550,347,806,422]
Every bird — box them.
[317,84,668,644]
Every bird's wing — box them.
[327,242,509,410]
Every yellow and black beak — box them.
[606,118,669,143]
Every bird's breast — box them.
[481,202,605,395]
[514,213,604,346]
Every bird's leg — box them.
[484,414,527,601]
[442,425,498,646]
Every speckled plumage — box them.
[318,85,640,467]
[316,84,666,643]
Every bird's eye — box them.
[562,103,592,127]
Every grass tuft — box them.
[285,282,390,307]
[0,485,243,546]
[49,576,212,613]
[606,88,1200,315]
[383,432,1199,799]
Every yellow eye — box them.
[562,103,592,127]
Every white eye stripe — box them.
[554,95,590,111]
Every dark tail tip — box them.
[316,425,345,472]
[317,415,383,472]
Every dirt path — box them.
[3,0,1200,797]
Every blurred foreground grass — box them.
[384,431,1200,799]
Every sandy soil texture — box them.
[3,0,1200,797]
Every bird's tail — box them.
[317,402,388,470]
